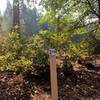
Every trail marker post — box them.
[49,49,58,100]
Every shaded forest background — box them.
[0,0,46,34]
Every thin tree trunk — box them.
[13,0,20,33]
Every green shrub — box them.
[32,48,49,75]
[0,29,99,75]
[0,32,32,72]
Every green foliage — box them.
[0,0,100,74]
[34,30,71,53]
[0,29,100,74]
[0,32,32,72]
[0,32,49,75]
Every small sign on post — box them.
[49,49,58,100]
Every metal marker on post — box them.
[49,49,58,100]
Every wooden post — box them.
[49,49,58,100]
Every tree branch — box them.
[86,0,100,18]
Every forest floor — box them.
[0,66,100,100]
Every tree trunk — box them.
[13,0,20,33]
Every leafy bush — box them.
[0,32,49,75]
[0,28,100,75]
[32,49,49,75]
[0,32,32,72]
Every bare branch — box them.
[86,0,100,18]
